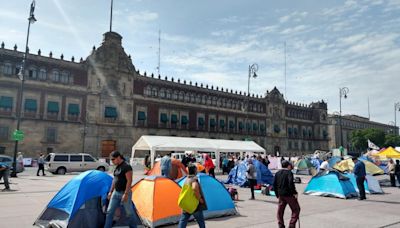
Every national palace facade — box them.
[0,31,330,158]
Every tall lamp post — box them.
[11,1,37,177]
[339,87,349,155]
[395,102,400,135]
[245,64,258,140]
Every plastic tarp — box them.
[178,173,237,219]
[132,176,182,227]
[268,156,282,170]
[225,161,274,186]
[373,147,400,159]
[34,170,112,228]
[304,171,358,199]
[343,173,384,194]
[334,159,384,175]
[146,159,188,180]
[328,156,342,168]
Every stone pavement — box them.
[1,168,400,228]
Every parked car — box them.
[0,155,24,173]
[45,153,109,175]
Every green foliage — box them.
[384,134,400,148]
[351,128,400,150]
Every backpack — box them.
[178,183,199,214]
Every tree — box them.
[350,128,385,151]
[384,134,400,148]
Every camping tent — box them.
[304,171,358,199]
[178,173,237,219]
[343,173,383,194]
[132,176,181,227]
[225,160,274,186]
[146,159,187,180]
[334,159,384,175]
[34,170,113,228]
[372,147,400,159]
[293,159,316,175]
[328,156,342,168]
[131,135,266,169]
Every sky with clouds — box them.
[1,0,399,125]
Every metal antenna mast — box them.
[109,0,113,32]
[284,41,287,99]
[157,29,161,75]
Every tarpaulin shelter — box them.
[343,173,383,194]
[132,176,181,227]
[178,173,237,219]
[372,147,400,159]
[34,170,113,228]
[304,170,358,199]
[225,160,274,186]
[334,159,384,175]
[131,135,266,170]
[267,156,282,170]
[146,159,187,180]
[293,159,316,175]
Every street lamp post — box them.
[245,64,258,140]
[339,87,349,154]
[394,102,400,134]
[11,1,37,177]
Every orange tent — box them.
[194,162,205,173]
[131,176,181,227]
[146,158,187,180]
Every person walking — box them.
[178,163,206,228]
[352,157,366,200]
[204,154,215,178]
[105,151,138,228]
[37,153,46,176]
[160,153,172,178]
[273,160,300,228]
[387,159,396,187]
[395,160,400,188]
[246,159,257,200]
[0,162,11,191]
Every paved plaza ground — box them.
[1,168,400,228]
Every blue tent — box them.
[310,158,321,172]
[343,173,384,194]
[304,171,358,199]
[178,173,237,219]
[225,161,274,187]
[328,156,342,168]
[35,170,113,228]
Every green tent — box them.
[294,159,316,175]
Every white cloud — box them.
[280,25,308,34]
[127,11,158,24]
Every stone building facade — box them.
[0,31,329,158]
[328,114,399,150]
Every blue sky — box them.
[1,0,400,125]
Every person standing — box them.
[395,160,400,188]
[178,164,206,228]
[352,157,366,200]
[37,153,46,176]
[222,156,229,174]
[204,154,215,178]
[0,162,10,191]
[387,159,396,187]
[160,153,172,178]
[273,160,300,228]
[319,158,330,171]
[105,151,137,228]
[246,159,257,200]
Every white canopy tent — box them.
[131,135,266,169]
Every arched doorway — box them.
[101,140,116,157]
[274,146,280,156]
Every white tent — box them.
[131,135,266,169]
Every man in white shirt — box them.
[319,158,330,171]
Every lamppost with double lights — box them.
[339,87,349,155]
[245,64,258,140]
[11,0,37,177]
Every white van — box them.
[45,153,109,175]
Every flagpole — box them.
[110,0,113,32]
[11,0,37,177]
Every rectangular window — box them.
[219,119,225,129]
[181,116,188,125]
[137,111,146,120]
[70,155,83,162]
[84,155,95,162]
[53,155,68,162]
[24,99,37,112]
[160,113,168,123]
[0,126,9,140]
[171,114,178,124]
[47,101,59,114]
[198,117,205,126]
[3,63,12,75]
[104,107,118,119]
[67,103,80,115]
[46,127,57,143]
[209,119,216,127]
[0,96,13,111]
